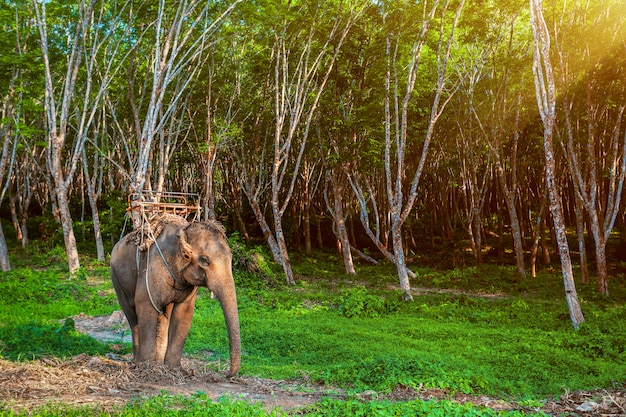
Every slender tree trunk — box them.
[292,201,302,252]
[327,171,355,274]
[303,199,312,255]
[18,174,34,249]
[8,191,22,241]
[495,160,526,278]
[573,192,589,284]
[530,0,584,328]
[0,47,22,270]
[0,221,9,271]
[360,0,465,299]
[472,210,483,265]
[272,200,295,285]
[83,150,105,262]
[530,191,548,277]
[264,5,359,285]
[392,221,412,300]
[55,186,81,272]
[588,213,608,295]
[33,0,110,273]
[302,167,313,255]
[314,210,324,249]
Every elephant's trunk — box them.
[215,283,241,377]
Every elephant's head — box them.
[177,221,241,377]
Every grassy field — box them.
[0,238,625,416]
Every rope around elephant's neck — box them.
[139,211,193,317]
[144,246,167,317]
[142,212,188,287]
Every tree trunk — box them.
[588,212,609,295]
[0,221,10,272]
[83,150,105,262]
[314,210,324,249]
[55,186,81,273]
[495,159,526,278]
[246,194,282,264]
[392,222,413,301]
[273,204,295,285]
[530,0,584,328]
[8,191,22,242]
[328,172,356,274]
[302,173,313,255]
[303,200,312,255]
[573,192,589,284]
[261,6,358,285]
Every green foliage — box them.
[2,244,626,415]
[229,233,278,290]
[0,265,117,321]
[0,320,116,360]
[303,397,545,417]
[0,393,287,417]
[338,286,402,318]
[0,394,548,417]
[0,250,125,361]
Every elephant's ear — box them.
[178,229,194,261]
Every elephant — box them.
[110,213,240,377]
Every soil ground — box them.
[1,312,624,416]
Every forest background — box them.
[0,0,625,329]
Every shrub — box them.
[228,233,278,290]
[338,286,402,318]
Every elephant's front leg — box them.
[154,304,174,363]
[164,293,197,367]
[134,299,162,363]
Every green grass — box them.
[1,244,625,416]
[187,284,625,398]
[0,247,127,360]
[0,392,541,417]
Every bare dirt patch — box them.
[1,312,624,416]
[0,355,335,413]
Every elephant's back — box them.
[110,235,141,286]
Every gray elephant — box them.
[110,213,240,376]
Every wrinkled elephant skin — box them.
[110,217,240,376]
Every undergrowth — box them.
[189,250,626,399]
[1,243,625,416]
[0,249,126,360]
[0,392,544,416]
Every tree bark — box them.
[0,221,9,271]
[495,158,526,278]
[33,0,94,274]
[263,4,360,284]
[573,192,589,284]
[82,149,105,262]
[530,0,584,328]
[326,170,356,274]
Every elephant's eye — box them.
[198,256,211,266]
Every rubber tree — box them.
[33,0,99,274]
[113,0,242,227]
[530,0,584,329]
[454,2,529,278]
[554,0,626,296]
[0,0,36,270]
[236,0,363,284]
[349,0,465,300]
